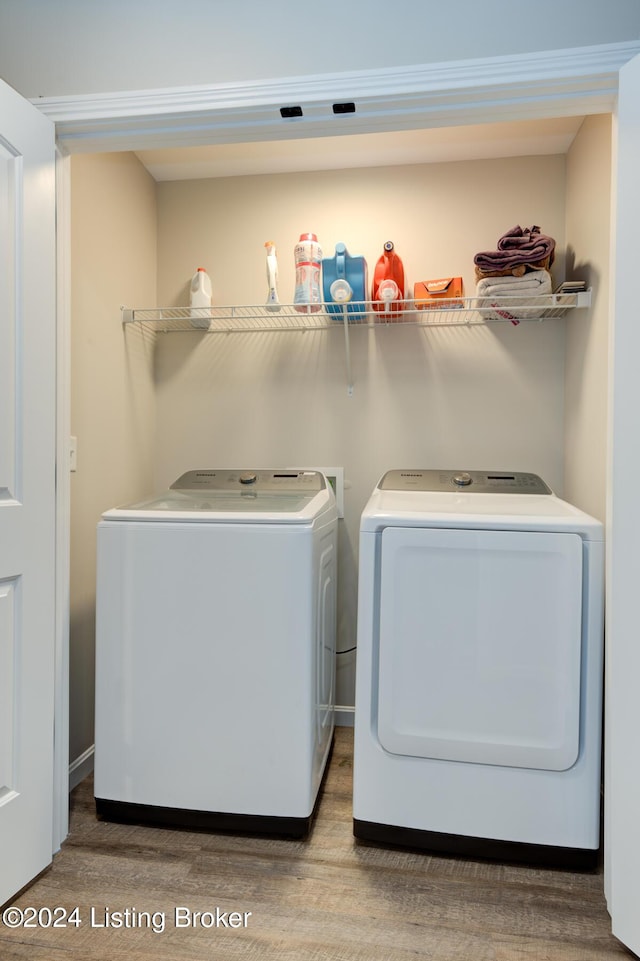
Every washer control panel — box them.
[379,470,551,494]
[170,469,326,492]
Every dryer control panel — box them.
[379,470,552,494]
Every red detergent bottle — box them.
[372,241,406,317]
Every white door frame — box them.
[47,39,640,853]
[53,147,71,849]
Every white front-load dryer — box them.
[94,469,337,838]
[353,469,604,867]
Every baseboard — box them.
[68,744,94,791]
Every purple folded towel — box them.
[474,225,555,275]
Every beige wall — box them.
[154,154,569,707]
[69,152,157,762]
[564,115,612,521]
[69,137,612,753]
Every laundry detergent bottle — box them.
[372,241,405,317]
[189,267,212,328]
[294,232,322,312]
[322,242,368,317]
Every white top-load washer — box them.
[94,468,337,838]
[354,469,604,867]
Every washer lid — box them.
[101,469,335,523]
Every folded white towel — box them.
[476,269,552,322]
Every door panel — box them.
[377,527,583,770]
[0,138,18,501]
[0,78,56,905]
[0,579,17,791]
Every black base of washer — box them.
[353,819,599,870]
[96,797,313,838]
[95,735,334,840]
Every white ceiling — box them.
[135,116,586,182]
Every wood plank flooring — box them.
[0,727,630,961]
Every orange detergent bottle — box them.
[372,241,406,317]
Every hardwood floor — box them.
[0,727,630,960]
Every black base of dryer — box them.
[353,819,600,870]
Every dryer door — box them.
[376,526,583,771]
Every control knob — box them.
[453,472,473,487]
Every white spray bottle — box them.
[264,241,281,311]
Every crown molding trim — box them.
[33,41,640,153]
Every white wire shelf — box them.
[121,290,591,333]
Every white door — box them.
[606,49,640,958]
[0,78,56,905]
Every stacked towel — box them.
[476,269,553,323]
[474,225,556,278]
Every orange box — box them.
[414,277,464,309]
